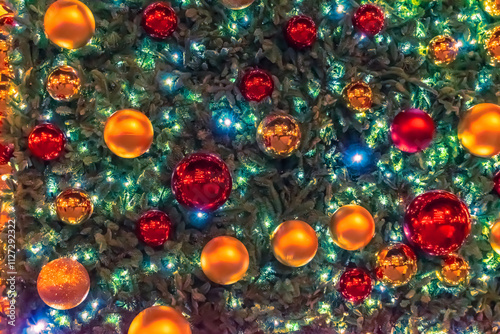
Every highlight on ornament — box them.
[490,221,500,255]
[44,0,95,49]
[257,113,301,159]
[375,243,417,287]
[201,236,249,285]
[352,4,385,36]
[28,123,66,161]
[46,65,81,102]
[329,204,375,251]
[128,305,191,334]
[428,35,459,66]
[37,258,90,310]
[437,254,469,286]
[239,68,274,102]
[343,81,373,112]
[390,109,435,153]
[136,210,172,247]
[220,0,255,10]
[56,188,93,225]
[271,220,318,267]
[284,15,317,49]
[141,2,178,39]
[338,267,372,303]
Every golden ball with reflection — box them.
[56,188,93,225]
[458,103,500,158]
[201,236,249,285]
[257,114,301,159]
[343,81,373,112]
[487,26,500,62]
[375,243,417,287]
[128,305,191,334]
[272,220,318,267]
[428,35,459,66]
[220,0,255,10]
[44,0,95,49]
[490,221,500,255]
[329,204,375,251]
[47,65,81,102]
[104,109,154,158]
[437,254,469,286]
[483,0,500,17]
[37,258,90,310]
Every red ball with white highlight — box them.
[391,109,435,153]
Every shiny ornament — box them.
[352,4,385,36]
[220,0,254,10]
[338,267,372,303]
[284,15,317,49]
[239,68,274,102]
[329,204,375,251]
[46,65,81,102]
[44,0,95,49]
[56,189,93,225]
[490,221,500,255]
[28,123,66,161]
[437,254,469,286]
[136,210,172,247]
[375,243,417,287]
[104,109,154,158]
[343,81,373,112]
[487,26,500,62]
[171,152,232,212]
[494,171,500,196]
[0,3,14,27]
[256,114,301,159]
[201,236,249,285]
[37,258,90,310]
[428,35,458,66]
[458,103,500,158]
[128,305,191,334]
[404,190,471,256]
[271,220,318,267]
[0,142,13,165]
[483,0,500,17]
[390,109,435,153]
[141,2,177,39]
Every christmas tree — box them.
[2,0,500,333]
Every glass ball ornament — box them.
[44,0,95,49]
[494,171,500,196]
[37,258,90,310]
[428,35,458,66]
[239,68,274,102]
[343,81,373,112]
[256,114,301,159]
[271,220,318,267]
[0,142,13,165]
[28,123,66,161]
[136,210,172,247]
[46,65,81,102]
[483,0,500,17]
[338,267,372,303]
[352,4,385,36]
[201,236,249,285]
[0,3,14,27]
[103,109,154,159]
[56,189,93,225]
[487,26,500,62]
[436,254,469,286]
[390,109,435,153]
[284,15,317,49]
[171,152,232,212]
[220,0,254,10]
[404,190,471,256]
[490,221,500,255]
[329,204,375,251]
[141,2,177,39]
[375,243,417,287]
[458,103,500,158]
[128,305,191,334]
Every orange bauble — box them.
[329,205,375,251]
[201,236,249,285]
[128,306,191,334]
[272,220,318,267]
[44,0,95,49]
[458,103,500,158]
[490,221,500,255]
[104,109,154,158]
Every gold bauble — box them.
[487,26,500,62]
[56,188,93,225]
[375,243,417,287]
[256,114,301,159]
[490,221,500,255]
[104,109,154,158]
[271,220,318,267]
[201,236,249,285]
[128,306,191,334]
[428,35,458,66]
[47,65,81,102]
[343,81,373,112]
[44,0,95,49]
[37,258,90,310]
[329,204,375,251]
[220,0,255,10]
[437,254,469,286]
[458,103,500,158]
[483,0,500,17]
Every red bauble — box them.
[284,15,317,49]
[136,210,172,247]
[141,2,177,39]
[171,152,232,212]
[28,124,66,161]
[391,109,435,153]
[494,171,500,196]
[404,190,471,256]
[239,69,274,102]
[0,142,13,165]
[352,4,385,36]
[339,267,372,303]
